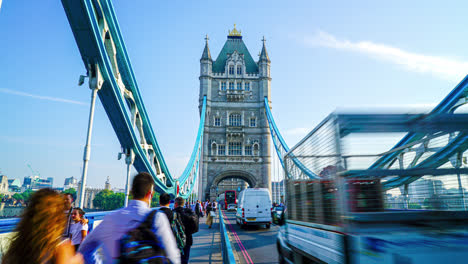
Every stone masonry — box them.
[198,26,272,201]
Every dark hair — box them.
[175,197,185,206]
[63,192,73,200]
[159,193,171,205]
[131,172,154,199]
[73,207,85,217]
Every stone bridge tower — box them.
[198,25,272,201]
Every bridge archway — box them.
[207,170,257,200]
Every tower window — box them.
[245,82,250,91]
[229,65,234,75]
[229,113,242,126]
[221,82,227,91]
[218,145,225,155]
[237,83,242,90]
[229,82,234,90]
[245,145,252,156]
[250,118,256,127]
[228,142,242,155]
[214,117,221,126]
[237,66,242,75]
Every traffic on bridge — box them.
[2,0,468,263]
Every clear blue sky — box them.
[1,0,468,189]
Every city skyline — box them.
[2,1,468,188]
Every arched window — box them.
[237,65,242,75]
[229,113,242,126]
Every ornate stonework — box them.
[198,29,272,200]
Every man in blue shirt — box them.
[79,172,180,264]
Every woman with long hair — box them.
[2,188,83,264]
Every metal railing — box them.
[219,209,236,264]
[0,211,112,234]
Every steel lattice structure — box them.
[61,0,205,197]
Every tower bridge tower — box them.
[198,25,272,201]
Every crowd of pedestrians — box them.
[1,172,221,264]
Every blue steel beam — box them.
[62,0,172,193]
[178,97,206,198]
[61,0,206,197]
[264,97,319,179]
[368,75,468,190]
[371,75,468,171]
[100,0,174,184]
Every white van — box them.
[236,188,272,228]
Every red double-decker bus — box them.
[224,190,236,209]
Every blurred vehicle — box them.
[276,113,468,264]
[271,206,284,224]
[227,204,236,211]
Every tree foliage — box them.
[12,189,35,203]
[93,190,125,211]
[151,192,160,208]
[64,188,77,201]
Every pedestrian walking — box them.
[205,202,215,228]
[70,207,88,251]
[78,172,180,264]
[173,197,198,264]
[194,200,203,218]
[2,188,83,264]
[158,192,174,223]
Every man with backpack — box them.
[194,200,203,218]
[173,197,198,264]
[159,193,186,258]
[78,172,180,264]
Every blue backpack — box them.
[119,210,171,264]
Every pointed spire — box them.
[259,36,270,62]
[201,34,212,61]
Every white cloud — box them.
[0,88,86,105]
[303,31,468,81]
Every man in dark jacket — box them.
[194,200,203,218]
[158,193,173,223]
[173,197,198,264]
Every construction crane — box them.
[27,163,40,178]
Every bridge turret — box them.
[200,35,213,113]
[200,34,212,75]
[258,36,271,101]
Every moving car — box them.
[227,204,236,211]
[272,206,284,224]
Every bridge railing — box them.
[219,209,236,264]
[0,211,112,236]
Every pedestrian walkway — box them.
[189,214,223,263]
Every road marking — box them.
[222,210,254,264]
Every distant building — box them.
[77,177,113,210]
[404,178,445,204]
[0,175,9,194]
[7,179,21,192]
[22,176,36,189]
[271,180,285,204]
[105,176,111,190]
[47,177,54,187]
[23,175,53,190]
[64,176,78,190]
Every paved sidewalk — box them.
[189,214,223,263]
